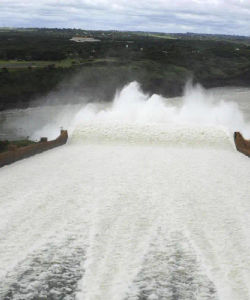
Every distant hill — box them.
[0,28,249,110]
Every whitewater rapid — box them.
[0,82,250,300]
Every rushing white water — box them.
[0,82,250,300]
[1,82,250,141]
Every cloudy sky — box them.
[0,0,249,35]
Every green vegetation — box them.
[0,139,36,153]
[146,34,177,40]
[0,28,250,110]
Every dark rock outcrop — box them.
[0,130,68,168]
[234,132,250,157]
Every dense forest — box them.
[0,28,250,110]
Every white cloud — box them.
[0,0,249,35]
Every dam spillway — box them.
[0,83,250,300]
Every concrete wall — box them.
[234,132,250,157]
[0,130,68,168]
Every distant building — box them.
[70,37,101,43]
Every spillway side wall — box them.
[0,130,68,168]
[234,132,250,157]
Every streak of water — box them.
[0,142,249,299]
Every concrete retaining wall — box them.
[234,132,250,157]
[0,130,68,168]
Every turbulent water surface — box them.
[0,83,250,300]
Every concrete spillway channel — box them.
[0,130,250,169]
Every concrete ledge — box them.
[0,130,68,168]
[234,132,250,157]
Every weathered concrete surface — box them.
[0,130,68,168]
[234,132,250,157]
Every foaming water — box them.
[0,82,250,300]
[69,82,248,151]
[70,82,250,140]
[1,144,249,300]
[70,122,234,150]
[1,81,250,140]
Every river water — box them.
[0,83,250,300]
